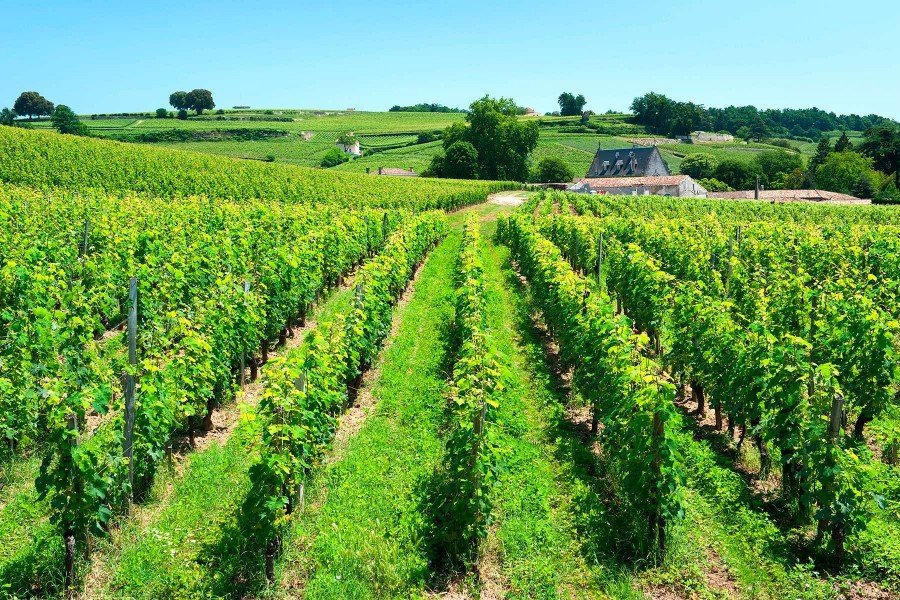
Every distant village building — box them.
[709,189,866,204]
[586,147,670,178]
[568,175,707,198]
[337,139,361,156]
[367,167,418,177]
[300,131,314,141]
[524,107,540,116]
[690,131,734,143]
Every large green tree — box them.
[558,92,587,117]
[13,91,54,120]
[186,89,215,115]
[169,91,189,111]
[431,96,538,181]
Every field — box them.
[24,109,830,178]
[0,126,899,600]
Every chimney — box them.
[754,175,760,199]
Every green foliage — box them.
[816,151,878,195]
[859,125,900,184]
[176,109,187,120]
[50,105,88,136]
[247,212,446,572]
[557,92,587,117]
[835,131,854,152]
[389,103,463,113]
[185,89,215,115]
[532,156,574,183]
[714,158,764,189]
[497,214,685,559]
[169,91,188,111]
[696,177,733,192]
[679,152,719,179]
[13,91,54,120]
[432,95,538,181]
[754,149,803,187]
[0,107,16,126]
[442,140,479,179]
[154,108,168,119]
[320,147,348,168]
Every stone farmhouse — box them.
[568,146,707,197]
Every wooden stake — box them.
[123,277,137,505]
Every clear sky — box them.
[2,0,898,118]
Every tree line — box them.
[630,91,896,140]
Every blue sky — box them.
[1,0,898,118]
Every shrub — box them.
[679,153,718,179]
[697,177,733,192]
[216,108,225,115]
[533,156,574,183]
[714,158,764,190]
[320,147,348,168]
[264,154,276,163]
[177,109,188,120]
[155,108,168,119]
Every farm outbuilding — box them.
[567,175,707,198]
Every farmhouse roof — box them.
[709,189,867,204]
[577,175,690,188]
[587,146,670,178]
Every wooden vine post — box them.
[650,410,666,561]
[123,277,138,506]
[64,412,79,599]
[828,393,846,568]
[240,281,249,387]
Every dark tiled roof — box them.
[588,147,665,177]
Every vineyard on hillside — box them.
[0,128,898,599]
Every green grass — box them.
[88,283,364,599]
[0,455,64,597]
[272,221,461,599]
[478,218,637,598]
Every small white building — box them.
[568,175,707,198]
[690,131,734,143]
[337,140,361,156]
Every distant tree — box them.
[558,92,587,117]
[816,151,878,195]
[320,147,348,168]
[809,136,833,173]
[779,167,807,189]
[749,116,769,141]
[859,125,900,185]
[169,91,189,111]
[177,109,188,120]
[852,173,875,198]
[155,108,169,118]
[389,103,464,113]
[533,157,574,183]
[754,150,803,187]
[735,126,752,142]
[13,91,54,120]
[50,105,88,135]
[679,153,718,179]
[714,158,764,190]
[0,107,16,126]
[185,89,215,115]
[442,141,479,179]
[336,132,357,147]
[834,130,853,152]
